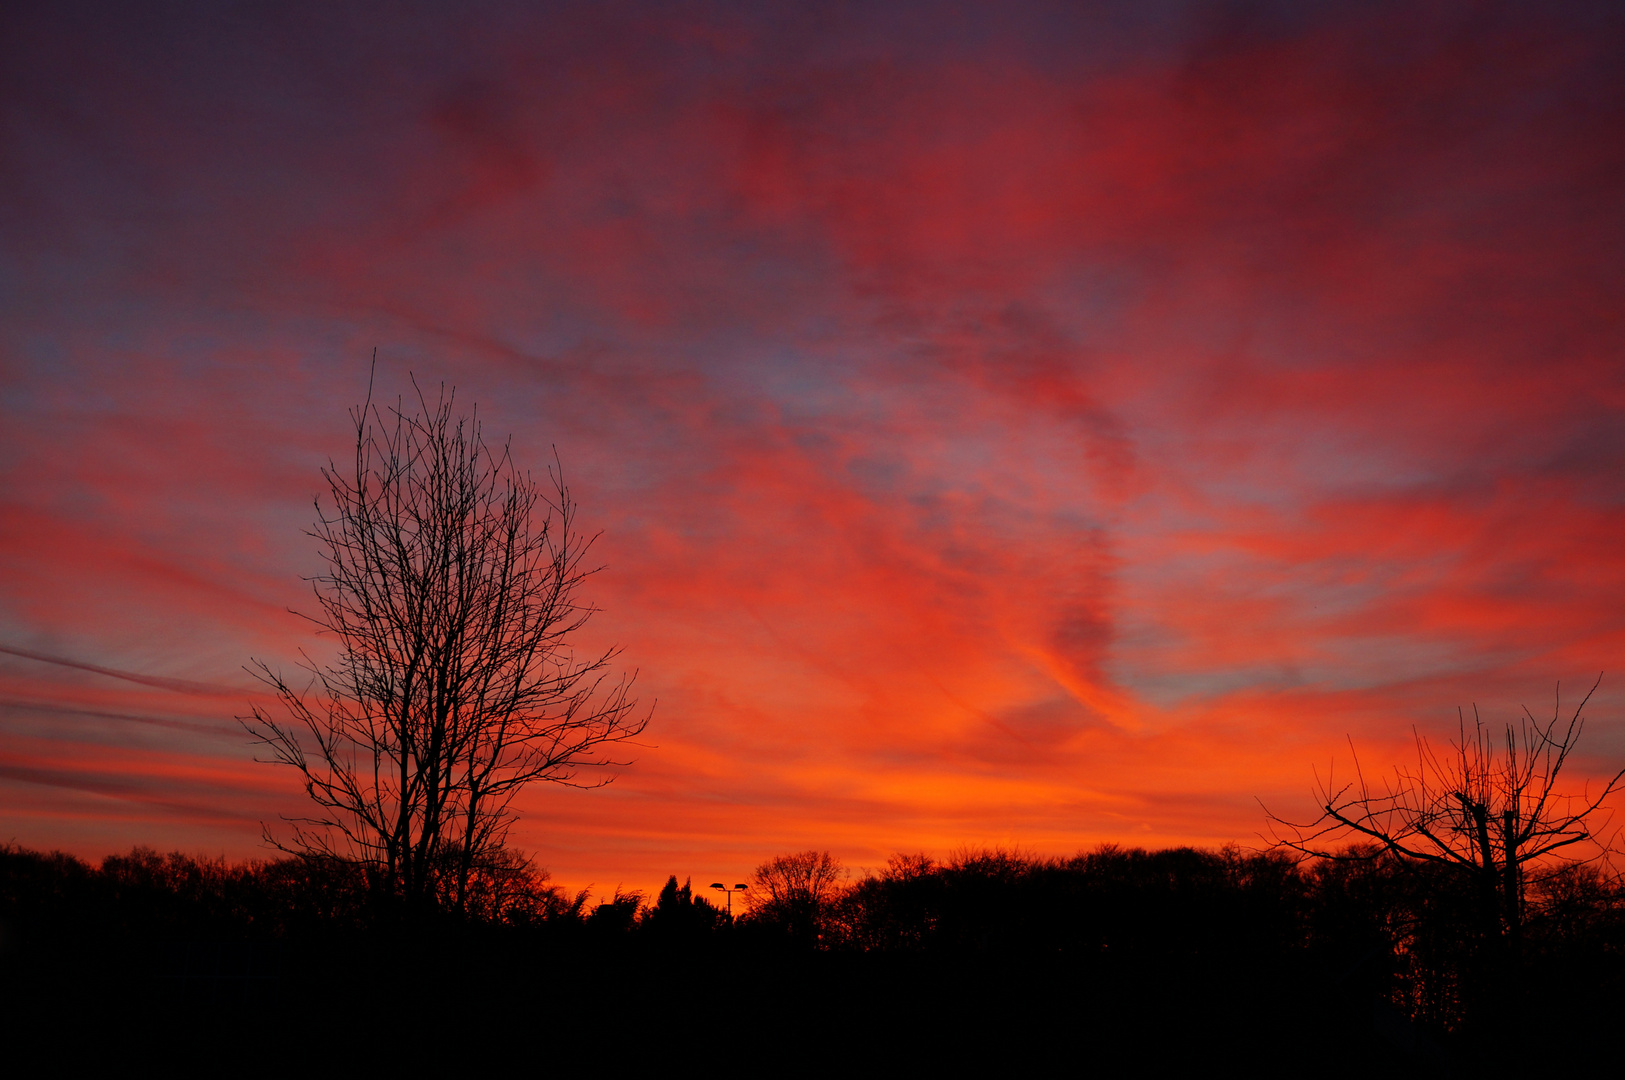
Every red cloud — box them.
[3,3,1623,894]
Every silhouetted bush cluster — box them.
[4,841,1622,1069]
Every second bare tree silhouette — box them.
[1267,676,1624,972]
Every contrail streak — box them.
[0,644,246,697]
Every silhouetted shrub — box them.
[6,839,1624,1069]
[641,875,723,943]
[588,887,644,934]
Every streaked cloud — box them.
[3,1,1623,894]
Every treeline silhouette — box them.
[4,842,1621,1071]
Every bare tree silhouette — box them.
[1267,676,1623,966]
[747,850,844,944]
[243,369,646,913]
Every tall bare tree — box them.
[244,373,646,913]
[1267,676,1622,962]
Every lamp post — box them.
[709,882,748,918]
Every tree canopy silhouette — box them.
[1267,677,1624,966]
[243,372,646,913]
[746,850,843,943]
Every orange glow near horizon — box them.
[4,3,1625,901]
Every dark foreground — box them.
[3,844,1620,1074]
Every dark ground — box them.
[4,844,1619,1075]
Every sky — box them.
[4,1,1625,898]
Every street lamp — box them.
[709,882,748,917]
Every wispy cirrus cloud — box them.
[2,1,1623,892]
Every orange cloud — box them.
[3,2,1624,897]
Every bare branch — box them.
[1264,675,1619,950]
